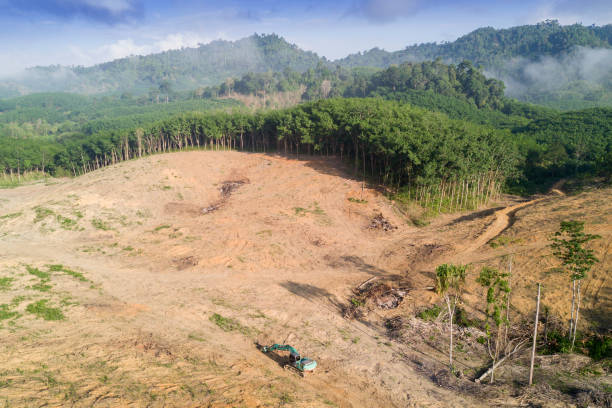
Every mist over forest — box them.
[1,21,612,110]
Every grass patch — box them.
[27,266,50,279]
[188,333,206,342]
[209,313,250,335]
[56,215,78,230]
[48,264,89,282]
[417,304,441,321]
[91,218,111,231]
[31,281,52,292]
[489,236,522,248]
[0,304,19,320]
[0,277,14,291]
[26,299,64,321]
[33,206,54,223]
[293,207,307,216]
[154,224,171,232]
[348,197,368,204]
[0,212,22,220]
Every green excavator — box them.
[261,344,317,374]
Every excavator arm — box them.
[262,344,299,356]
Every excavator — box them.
[261,344,317,375]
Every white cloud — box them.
[155,32,211,52]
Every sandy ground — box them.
[0,151,610,407]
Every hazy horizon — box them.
[0,0,611,76]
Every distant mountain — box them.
[2,22,612,109]
[0,34,324,98]
[336,20,612,68]
[335,21,612,109]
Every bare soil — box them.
[0,151,610,407]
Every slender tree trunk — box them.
[529,283,541,386]
[572,280,582,350]
[446,296,454,368]
[569,280,576,341]
[505,258,513,348]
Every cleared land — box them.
[0,151,610,407]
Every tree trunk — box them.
[529,283,541,386]
[446,297,454,368]
[572,280,582,350]
[569,280,576,341]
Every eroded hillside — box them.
[0,151,610,407]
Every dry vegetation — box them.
[0,150,610,407]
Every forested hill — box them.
[336,21,612,109]
[2,22,612,109]
[0,34,323,98]
[337,21,612,69]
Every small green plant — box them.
[586,335,612,361]
[33,206,54,223]
[435,263,467,369]
[476,266,511,383]
[0,212,22,220]
[489,236,522,248]
[188,333,206,342]
[417,304,441,321]
[31,281,52,292]
[293,207,307,216]
[550,220,601,350]
[27,266,50,279]
[0,277,13,291]
[0,304,19,320]
[154,224,171,232]
[541,330,574,355]
[26,299,64,321]
[209,313,249,335]
[350,297,364,307]
[56,215,77,230]
[91,218,111,230]
[348,197,367,204]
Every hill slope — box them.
[0,34,323,98]
[336,21,612,109]
[2,22,612,109]
[0,151,610,406]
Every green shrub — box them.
[417,304,441,321]
[586,335,612,361]
[455,307,480,328]
[541,330,574,354]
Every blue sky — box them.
[0,0,610,76]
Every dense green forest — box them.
[1,22,612,110]
[338,21,612,109]
[1,95,610,201]
[338,21,612,68]
[199,60,555,128]
[0,93,239,139]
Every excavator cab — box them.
[290,351,301,363]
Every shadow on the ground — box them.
[279,280,345,314]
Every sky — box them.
[0,0,610,76]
